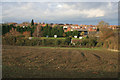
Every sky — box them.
[1,1,119,25]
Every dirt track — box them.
[2,45,118,78]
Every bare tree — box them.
[33,25,43,37]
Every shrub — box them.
[2,36,16,45]
[103,41,109,48]
[42,39,46,46]
[54,39,59,46]
[16,39,25,46]
[58,39,65,46]
[76,41,81,45]
[96,42,103,47]
[65,37,72,45]
[88,38,97,47]
[45,39,54,46]
[36,39,42,46]
[81,39,88,46]
[24,39,33,46]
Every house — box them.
[34,22,38,25]
[58,24,64,26]
[63,26,69,29]
[66,27,71,32]
[72,29,88,35]
[42,24,46,27]
[79,37,83,39]
[71,24,79,29]
[63,26,71,32]
[8,22,17,26]
[88,27,96,31]
[74,36,77,38]
[52,24,58,27]
[15,22,31,27]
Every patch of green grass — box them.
[33,46,104,51]
[33,37,66,40]
[58,47,104,50]
[72,38,81,40]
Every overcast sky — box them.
[2,2,118,25]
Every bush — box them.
[81,39,88,46]
[59,39,65,46]
[103,41,109,48]
[2,36,16,45]
[65,37,72,45]
[88,38,97,47]
[76,41,81,45]
[96,42,103,47]
[16,39,25,46]
[36,39,42,46]
[2,36,99,48]
[42,39,46,46]
[54,39,59,46]
[44,39,55,46]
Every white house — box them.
[29,37,32,40]
[23,26,25,28]
[54,35,57,38]
[79,37,83,39]
[74,36,77,38]
[63,26,69,29]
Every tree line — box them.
[2,23,81,38]
[2,20,119,50]
[33,24,64,37]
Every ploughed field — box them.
[2,45,118,78]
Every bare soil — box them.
[2,45,118,78]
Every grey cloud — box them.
[2,2,118,25]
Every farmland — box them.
[2,45,118,78]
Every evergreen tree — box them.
[30,27,35,36]
[2,24,14,35]
[72,30,79,36]
[51,28,55,37]
[65,31,72,37]
[31,19,34,26]
[58,27,64,37]
[16,26,20,32]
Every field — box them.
[2,45,118,78]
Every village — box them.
[6,20,119,39]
